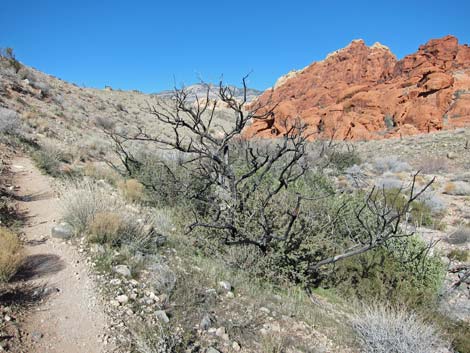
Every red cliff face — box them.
[245,35,470,140]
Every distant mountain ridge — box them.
[154,83,262,103]
[246,35,470,140]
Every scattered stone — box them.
[200,313,212,331]
[110,300,120,307]
[31,332,43,342]
[218,281,232,292]
[206,348,220,353]
[155,310,169,323]
[447,152,457,159]
[215,326,226,337]
[116,295,129,304]
[109,278,122,286]
[226,291,235,299]
[51,222,74,240]
[232,341,241,351]
[260,307,270,314]
[113,265,131,278]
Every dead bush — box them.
[0,227,23,282]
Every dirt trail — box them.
[11,156,111,353]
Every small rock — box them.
[4,315,11,322]
[51,222,74,240]
[113,265,131,278]
[260,307,270,314]
[109,279,122,286]
[226,291,235,298]
[110,300,120,307]
[155,310,169,323]
[116,295,129,304]
[206,348,220,353]
[215,327,226,337]
[447,152,457,159]
[232,341,241,351]
[200,313,212,331]
[31,332,43,341]
[218,281,232,292]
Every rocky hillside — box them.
[155,83,262,102]
[246,35,470,140]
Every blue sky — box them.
[1,0,469,92]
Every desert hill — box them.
[246,35,470,140]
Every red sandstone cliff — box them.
[245,35,470,140]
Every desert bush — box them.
[417,191,446,215]
[0,48,21,73]
[373,157,412,174]
[131,322,185,353]
[447,249,469,262]
[327,147,361,172]
[324,236,445,306]
[371,188,436,227]
[375,176,403,190]
[351,303,449,353]
[417,157,449,174]
[60,179,162,253]
[30,80,50,98]
[0,107,20,136]
[118,178,145,203]
[0,227,23,282]
[59,179,113,233]
[88,212,124,245]
[443,181,470,196]
[32,144,65,176]
[446,227,470,245]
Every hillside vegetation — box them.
[0,49,469,353]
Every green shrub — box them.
[327,147,361,172]
[323,236,445,306]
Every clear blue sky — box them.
[1,0,469,92]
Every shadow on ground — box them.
[13,254,65,282]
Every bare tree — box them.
[101,77,434,277]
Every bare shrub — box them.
[0,107,20,135]
[0,227,23,282]
[351,304,450,353]
[417,157,449,174]
[373,157,411,174]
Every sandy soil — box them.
[11,156,112,353]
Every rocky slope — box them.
[246,35,470,140]
[155,83,262,102]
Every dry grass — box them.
[118,178,145,203]
[0,227,23,283]
[444,182,456,194]
[88,211,124,245]
[351,303,450,353]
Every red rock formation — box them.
[245,35,470,140]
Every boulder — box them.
[51,222,74,240]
